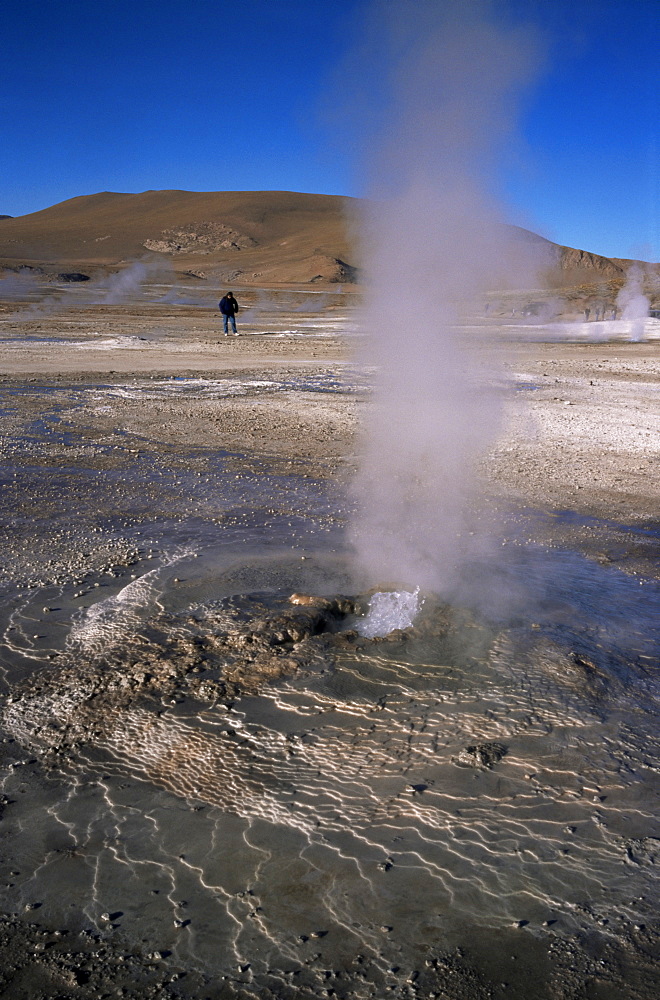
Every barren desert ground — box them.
[0,289,658,1000]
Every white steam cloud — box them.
[0,268,43,300]
[97,260,152,304]
[616,262,650,341]
[0,257,179,316]
[348,2,543,596]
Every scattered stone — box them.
[454,742,509,769]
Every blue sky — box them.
[1,0,658,261]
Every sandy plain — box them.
[0,294,658,1000]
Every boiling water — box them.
[356,588,422,637]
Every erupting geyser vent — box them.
[356,587,422,638]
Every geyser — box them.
[356,588,422,638]
[616,262,650,341]
[349,2,543,598]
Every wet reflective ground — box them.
[0,373,658,999]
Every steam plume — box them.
[348,2,542,595]
[94,258,171,304]
[0,268,43,301]
[616,263,650,341]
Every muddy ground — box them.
[0,300,658,999]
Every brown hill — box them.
[0,189,644,288]
[0,190,357,286]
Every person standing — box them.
[219,292,239,335]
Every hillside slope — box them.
[0,189,641,288]
[0,190,357,285]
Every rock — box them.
[455,742,508,769]
[289,593,330,607]
[143,222,257,255]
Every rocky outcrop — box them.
[558,246,624,279]
[324,256,359,283]
[454,743,509,769]
[143,221,257,255]
[305,254,360,284]
[2,594,360,756]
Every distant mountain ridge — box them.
[506,225,626,282]
[0,189,642,287]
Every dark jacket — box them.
[219,295,238,316]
